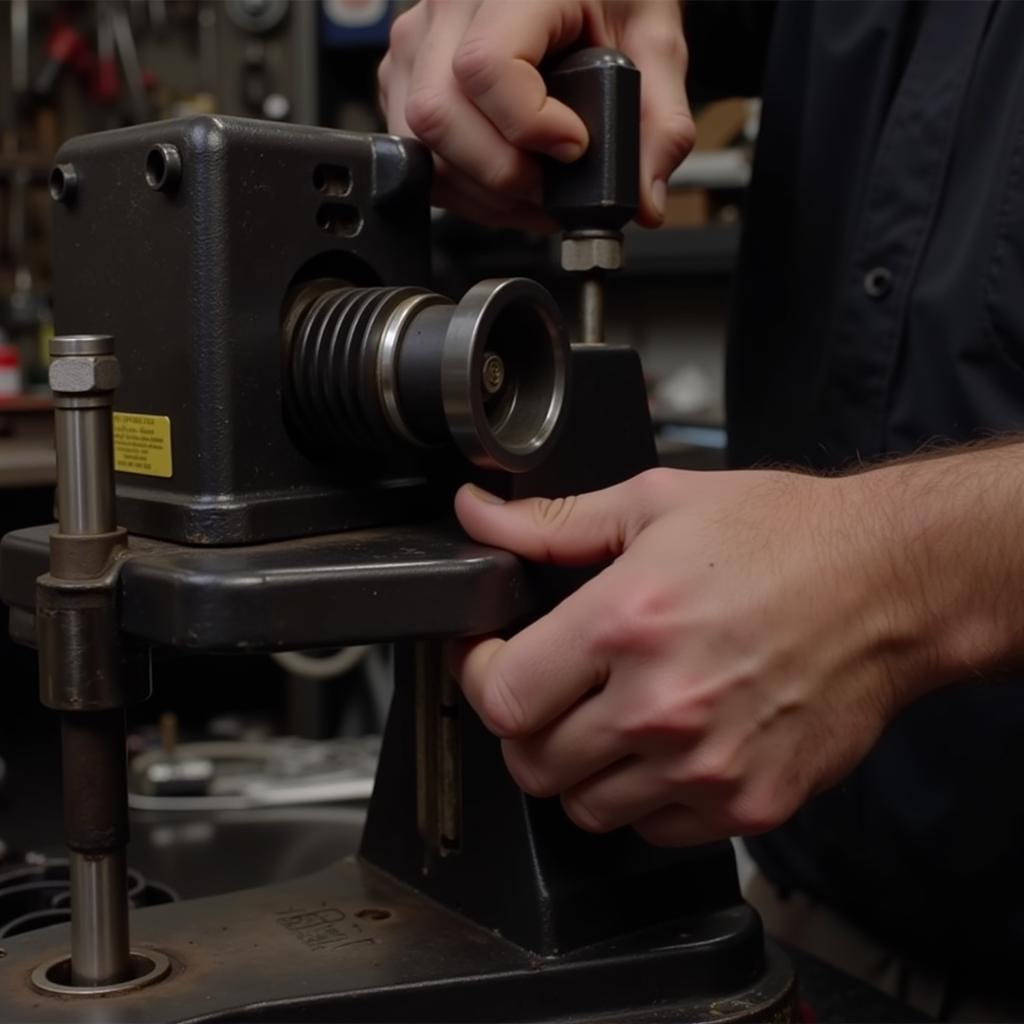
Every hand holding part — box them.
[450,467,946,847]
[380,0,693,230]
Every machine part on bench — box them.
[0,114,796,1020]
[284,277,570,472]
[49,117,437,545]
[1,860,794,1021]
[67,847,129,984]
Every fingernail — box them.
[465,483,505,505]
[652,179,667,219]
[551,139,586,163]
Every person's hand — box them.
[450,467,941,847]
[378,0,694,230]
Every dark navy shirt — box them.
[686,0,1024,972]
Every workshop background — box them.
[0,0,755,961]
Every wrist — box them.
[845,448,1023,701]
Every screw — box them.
[481,352,506,396]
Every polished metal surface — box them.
[54,407,115,535]
[579,276,605,346]
[376,291,447,447]
[31,949,171,997]
[49,335,116,358]
[441,278,569,472]
[45,334,134,990]
[68,851,130,986]
[49,334,118,537]
[560,233,624,272]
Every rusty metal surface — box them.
[0,858,794,1023]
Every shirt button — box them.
[864,266,893,299]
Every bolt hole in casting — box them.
[145,143,182,192]
[313,163,352,197]
[48,163,78,204]
[284,277,570,472]
[317,202,362,238]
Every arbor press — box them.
[0,61,794,1024]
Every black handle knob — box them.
[543,47,641,233]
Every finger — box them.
[453,0,588,161]
[620,8,695,226]
[501,685,632,797]
[387,60,555,232]
[379,4,427,133]
[561,755,682,833]
[433,161,558,233]
[455,579,609,737]
[454,471,675,567]
[632,804,716,847]
[404,13,541,200]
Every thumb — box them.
[621,10,695,227]
[454,477,657,566]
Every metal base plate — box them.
[0,858,795,1023]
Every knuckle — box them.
[451,36,497,94]
[635,23,687,66]
[680,746,741,791]
[562,794,610,834]
[481,155,529,194]
[405,87,451,144]
[632,466,677,507]
[662,109,696,163]
[477,662,528,738]
[719,794,783,837]
[623,691,705,743]
[388,9,418,54]
[597,582,674,658]
[502,745,554,798]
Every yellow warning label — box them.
[113,412,173,478]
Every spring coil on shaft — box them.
[286,284,438,453]
[284,276,571,472]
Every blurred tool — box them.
[9,0,30,135]
[128,735,380,811]
[225,0,289,35]
[110,4,151,123]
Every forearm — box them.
[848,440,1024,702]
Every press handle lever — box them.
[543,48,641,344]
[543,47,641,234]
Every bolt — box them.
[561,233,624,273]
[48,354,121,395]
[481,352,506,396]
